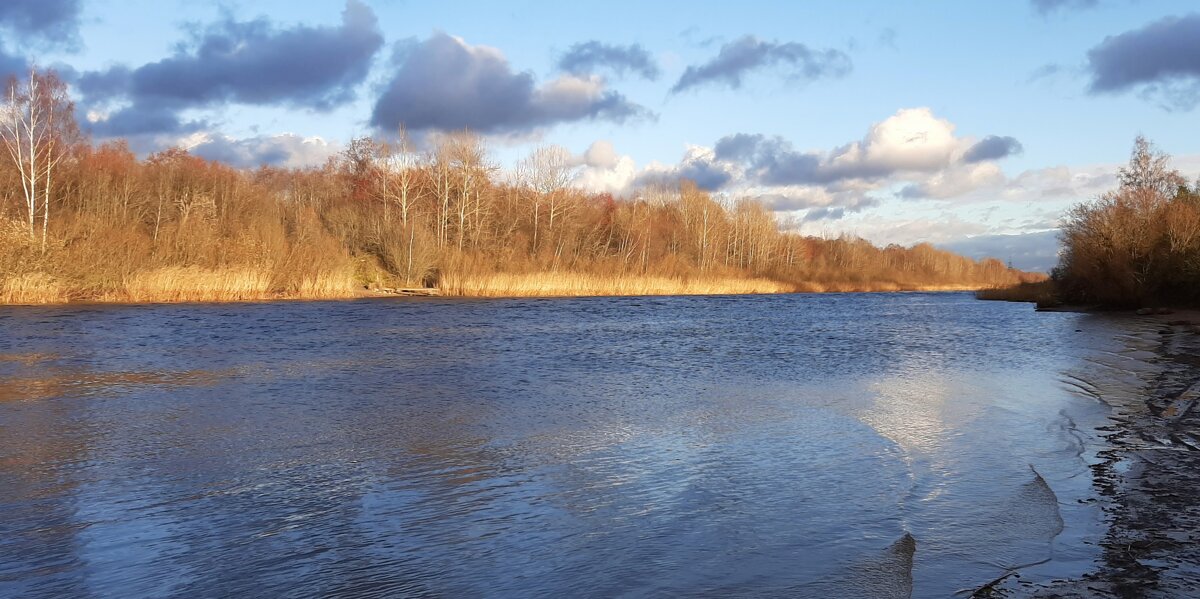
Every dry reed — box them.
[791,280,985,293]
[111,267,273,303]
[438,271,795,297]
[0,272,68,304]
[291,270,360,299]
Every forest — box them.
[1,69,1038,304]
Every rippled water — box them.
[0,293,1126,597]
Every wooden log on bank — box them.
[371,287,440,296]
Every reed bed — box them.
[289,270,361,299]
[792,280,984,293]
[438,271,795,297]
[110,267,273,303]
[107,266,365,303]
[0,272,69,305]
[1,266,999,305]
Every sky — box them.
[5,0,1200,271]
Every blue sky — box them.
[9,0,1200,270]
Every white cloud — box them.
[830,107,963,175]
[582,140,620,169]
[901,162,1005,199]
[576,151,643,193]
[185,132,338,169]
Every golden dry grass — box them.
[108,267,273,303]
[103,266,363,303]
[291,270,360,299]
[0,265,364,305]
[0,272,69,304]
[438,271,795,297]
[791,281,986,293]
[0,267,1008,305]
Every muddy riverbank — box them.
[1003,315,1200,597]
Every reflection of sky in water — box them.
[0,293,1143,596]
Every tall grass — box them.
[111,267,273,303]
[790,280,987,293]
[439,271,795,297]
[94,266,363,303]
[291,270,360,299]
[0,272,68,304]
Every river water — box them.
[0,293,1136,597]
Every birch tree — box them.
[1,68,78,250]
[377,125,423,229]
[518,145,576,255]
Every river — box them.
[0,293,1143,597]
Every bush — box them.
[1054,137,1200,308]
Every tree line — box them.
[1,68,1036,303]
[1052,136,1200,307]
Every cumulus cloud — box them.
[671,35,851,94]
[898,162,1006,199]
[573,141,638,195]
[187,133,338,169]
[371,32,652,133]
[757,187,879,216]
[567,142,736,196]
[1031,0,1099,15]
[1086,14,1200,110]
[569,109,1027,223]
[565,110,1038,225]
[581,140,621,169]
[0,0,79,76]
[78,1,383,136]
[0,0,81,44]
[558,41,660,80]
[716,108,997,187]
[633,145,735,191]
[85,100,206,137]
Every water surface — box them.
[0,293,1127,597]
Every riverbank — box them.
[1,269,999,305]
[1002,313,1200,597]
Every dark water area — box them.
[0,293,1142,597]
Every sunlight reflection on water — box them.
[0,293,1134,597]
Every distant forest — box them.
[1,69,1038,303]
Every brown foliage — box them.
[0,71,1037,303]
[1055,136,1200,307]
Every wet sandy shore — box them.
[1001,314,1200,597]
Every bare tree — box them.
[1,68,78,251]
[376,125,423,229]
[430,135,455,248]
[375,125,427,281]
[446,132,489,251]
[1119,135,1186,199]
[518,145,577,255]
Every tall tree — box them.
[518,145,576,255]
[1,68,79,250]
[1118,135,1186,199]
